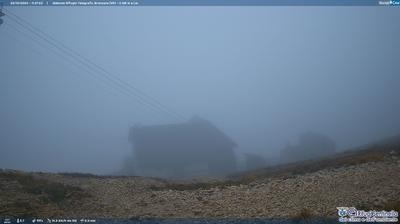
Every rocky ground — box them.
[1,140,400,219]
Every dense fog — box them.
[0,7,399,176]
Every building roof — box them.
[129,117,237,150]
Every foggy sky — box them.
[1,6,399,174]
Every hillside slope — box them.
[1,137,399,219]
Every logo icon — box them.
[337,207,349,217]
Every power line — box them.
[4,20,170,119]
[3,22,170,120]
[6,11,187,121]
[2,8,187,121]
[4,9,186,121]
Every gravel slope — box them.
[1,147,399,219]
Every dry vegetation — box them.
[150,138,399,191]
[0,172,88,203]
[0,170,91,218]
[231,145,391,182]
[0,135,399,219]
[292,208,314,221]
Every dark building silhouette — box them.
[280,132,336,163]
[244,153,267,171]
[129,117,237,177]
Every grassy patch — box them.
[382,200,400,211]
[357,199,400,212]
[151,141,399,191]
[292,208,314,221]
[0,201,38,218]
[0,171,88,203]
[58,172,101,178]
[231,143,398,183]
[149,180,237,191]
